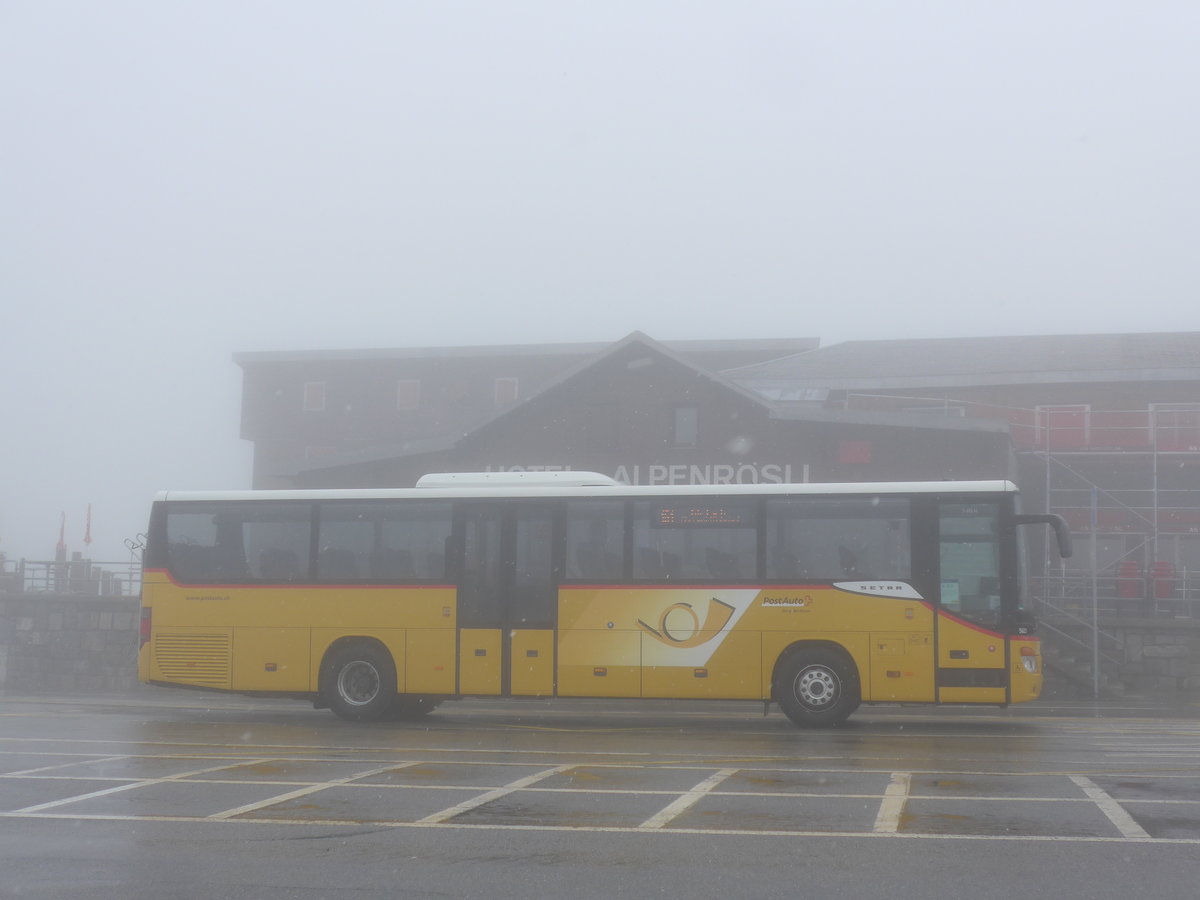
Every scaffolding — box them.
[841,394,1200,621]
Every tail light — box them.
[139,607,152,649]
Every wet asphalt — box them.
[2,689,1199,899]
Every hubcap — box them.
[337,660,380,706]
[794,665,839,709]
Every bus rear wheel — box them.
[320,642,397,721]
[775,647,860,728]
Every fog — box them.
[2,1,1197,562]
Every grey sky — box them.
[2,1,1197,561]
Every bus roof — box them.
[153,477,1018,503]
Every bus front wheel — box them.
[775,647,860,728]
[320,642,397,721]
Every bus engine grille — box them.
[154,633,231,688]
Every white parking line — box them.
[4,755,130,776]
[208,763,412,820]
[1070,775,1151,839]
[416,765,571,824]
[6,810,1200,845]
[873,772,911,833]
[0,736,652,759]
[639,769,736,829]
[12,760,264,814]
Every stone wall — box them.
[1108,620,1200,693]
[0,594,139,693]
[1040,616,1200,697]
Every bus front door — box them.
[457,504,556,697]
[936,500,1008,703]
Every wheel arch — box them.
[770,639,860,702]
[317,635,399,694]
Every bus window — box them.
[631,499,756,582]
[316,501,452,583]
[564,500,625,581]
[164,502,312,584]
[513,506,556,627]
[939,502,1001,625]
[765,498,911,582]
[165,507,228,583]
[460,505,504,628]
[242,505,312,583]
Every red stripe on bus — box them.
[145,569,454,591]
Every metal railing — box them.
[839,394,1200,454]
[0,555,142,598]
[1032,571,1200,620]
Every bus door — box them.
[936,500,1008,703]
[456,503,557,697]
[508,505,557,696]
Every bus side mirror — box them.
[1014,514,1073,559]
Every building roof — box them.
[233,336,819,367]
[726,331,1200,391]
[288,332,1003,481]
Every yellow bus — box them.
[137,472,1071,726]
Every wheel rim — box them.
[794,665,839,709]
[337,660,381,706]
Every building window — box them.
[494,377,519,407]
[673,406,698,447]
[397,380,421,411]
[303,382,326,412]
[838,440,872,464]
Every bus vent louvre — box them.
[154,633,232,688]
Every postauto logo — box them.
[637,597,737,648]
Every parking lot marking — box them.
[873,772,911,833]
[208,763,411,820]
[0,736,652,759]
[6,810,1200,845]
[3,758,1198,845]
[10,760,264,814]
[639,768,736,829]
[4,755,129,776]
[416,765,571,824]
[1070,775,1151,839]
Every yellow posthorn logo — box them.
[638,597,736,648]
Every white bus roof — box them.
[415,471,621,488]
[154,477,1018,503]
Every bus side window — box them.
[243,507,312,583]
[317,547,359,581]
[369,548,413,580]
[259,548,301,582]
[565,500,625,582]
[317,500,452,583]
[631,499,756,582]
[766,498,911,583]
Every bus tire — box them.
[390,696,442,720]
[775,647,860,728]
[320,642,397,721]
